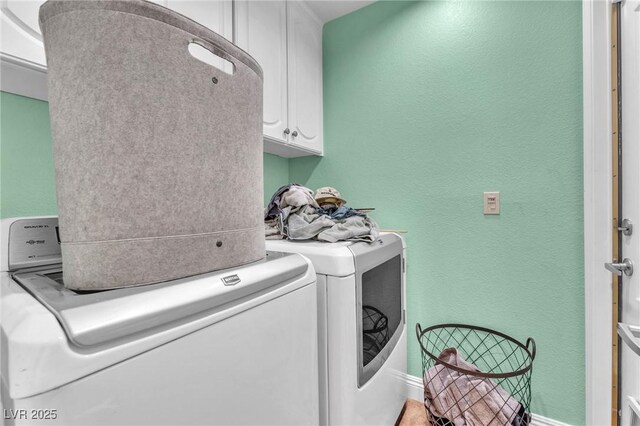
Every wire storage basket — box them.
[416,323,536,426]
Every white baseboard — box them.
[404,374,571,426]
[529,413,572,426]
[405,373,425,401]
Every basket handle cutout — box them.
[188,41,235,75]
[526,337,536,361]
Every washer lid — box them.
[12,251,308,348]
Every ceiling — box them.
[304,0,375,24]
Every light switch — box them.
[483,192,500,215]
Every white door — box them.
[287,1,323,154]
[236,1,289,143]
[619,0,640,424]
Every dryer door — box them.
[350,234,404,387]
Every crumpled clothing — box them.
[286,205,337,240]
[265,183,318,221]
[424,348,524,426]
[318,202,340,210]
[265,218,282,240]
[317,206,365,220]
[286,205,378,242]
[264,184,378,242]
[318,216,378,242]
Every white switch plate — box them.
[484,192,500,215]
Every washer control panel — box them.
[9,217,61,271]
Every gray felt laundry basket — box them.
[39,0,265,290]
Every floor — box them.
[397,399,429,426]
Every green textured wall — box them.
[290,1,584,423]
[0,91,58,218]
[0,91,290,217]
[263,152,289,203]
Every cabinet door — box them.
[287,1,323,154]
[0,0,47,66]
[166,0,233,74]
[236,1,289,144]
[166,0,232,40]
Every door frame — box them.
[583,0,614,424]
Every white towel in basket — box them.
[424,348,522,426]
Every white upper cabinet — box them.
[236,0,323,157]
[235,1,289,143]
[1,0,322,157]
[165,0,233,42]
[0,0,46,67]
[286,1,323,154]
[0,0,233,67]
[1,0,48,101]
[166,0,233,74]
[0,0,233,99]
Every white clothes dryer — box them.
[1,217,319,426]
[266,233,408,426]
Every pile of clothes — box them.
[424,348,531,426]
[264,184,378,242]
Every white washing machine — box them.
[266,233,408,426]
[1,217,319,425]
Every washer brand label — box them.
[26,239,46,245]
[221,274,241,286]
